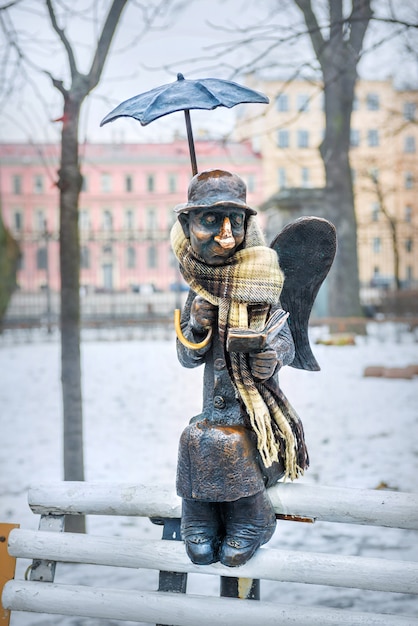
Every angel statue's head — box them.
[174,169,257,266]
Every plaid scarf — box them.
[171,217,308,480]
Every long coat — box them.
[176,290,296,502]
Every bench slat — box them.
[8,528,418,595]
[3,581,417,626]
[27,482,418,529]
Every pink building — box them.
[0,141,265,293]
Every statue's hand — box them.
[249,350,278,381]
[190,296,217,332]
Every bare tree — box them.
[196,1,417,316]
[45,0,129,532]
[0,0,182,532]
[361,168,401,289]
[0,208,20,327]
[291,0,371,317]
[0,2,21,327]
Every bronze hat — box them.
[174,169,257,215]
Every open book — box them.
[226,309,290,353]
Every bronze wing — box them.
[271,216,337,371]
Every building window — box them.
[81,176,88,192]
[147,245,157,268]
[147,174,155,192]
[80,246,90,269]
[404,136,416,153]
[405,172,414,189]
[373,237,381,253]
[297,93,310,112]
[276,93,288,112]
[168,173,177,193]
[350,129,360,147]
[12,174,22,194]
[297,130,309,148]
[301,167,310,187]
[278,167,287,189]
[14,211,23,231]
[125,175,133,192]
[126,246,136,269]
[366,93,380,110]
[403,102,416,121]
[146,208,157,232]
[36,247,47,270]
[405,205,412,222]
[277,130,289,148]
[102,263,113,290]
[367,129,379,147]
[371,203,379,222]
[34,175,44,194]
[167,207,176,230]
[101,173,112,193]
[35,210,45,232]
[405,238,413,253]
[79,210,90,231]
[103,209,113,231]
[125,209,134,230]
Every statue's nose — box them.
[214,216,235,249]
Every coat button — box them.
[213,395,226,409]
[214,358,226,371]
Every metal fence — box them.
[3,228,188,331]
[3,228,417,331]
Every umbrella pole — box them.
[184,109,198,176]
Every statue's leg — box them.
[181,498,223,565]
[219,490,276,567]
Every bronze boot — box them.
[219,490,276,567]
[181,499,223,565]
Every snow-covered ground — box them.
[1,324,418,625]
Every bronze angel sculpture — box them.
[171,169,336,567]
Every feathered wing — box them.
[271,216,337,371]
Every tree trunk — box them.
[0,212,20,327]
[389,221,401,290]
[45,0,129,533]
[58,92,85,533]
[321,64,362,317]
[294,0,372,318]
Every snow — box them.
[1,325,418,625]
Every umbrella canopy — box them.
[100,73,268,126]
[100,73,269,174]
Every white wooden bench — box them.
[1,481,418,625]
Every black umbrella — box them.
[100,73,269,175]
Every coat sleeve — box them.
[176,290,212,369]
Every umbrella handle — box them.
[174,308,212,350]
[184,109,198,176]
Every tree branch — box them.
[43,69,68,97]
[330,0,343,41]
[294,0,326,62]
[88,0,128,91]
[0,1,22,10]
[349,0,373,55]
[45,0,78,78]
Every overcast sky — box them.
[0,0,414,145]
